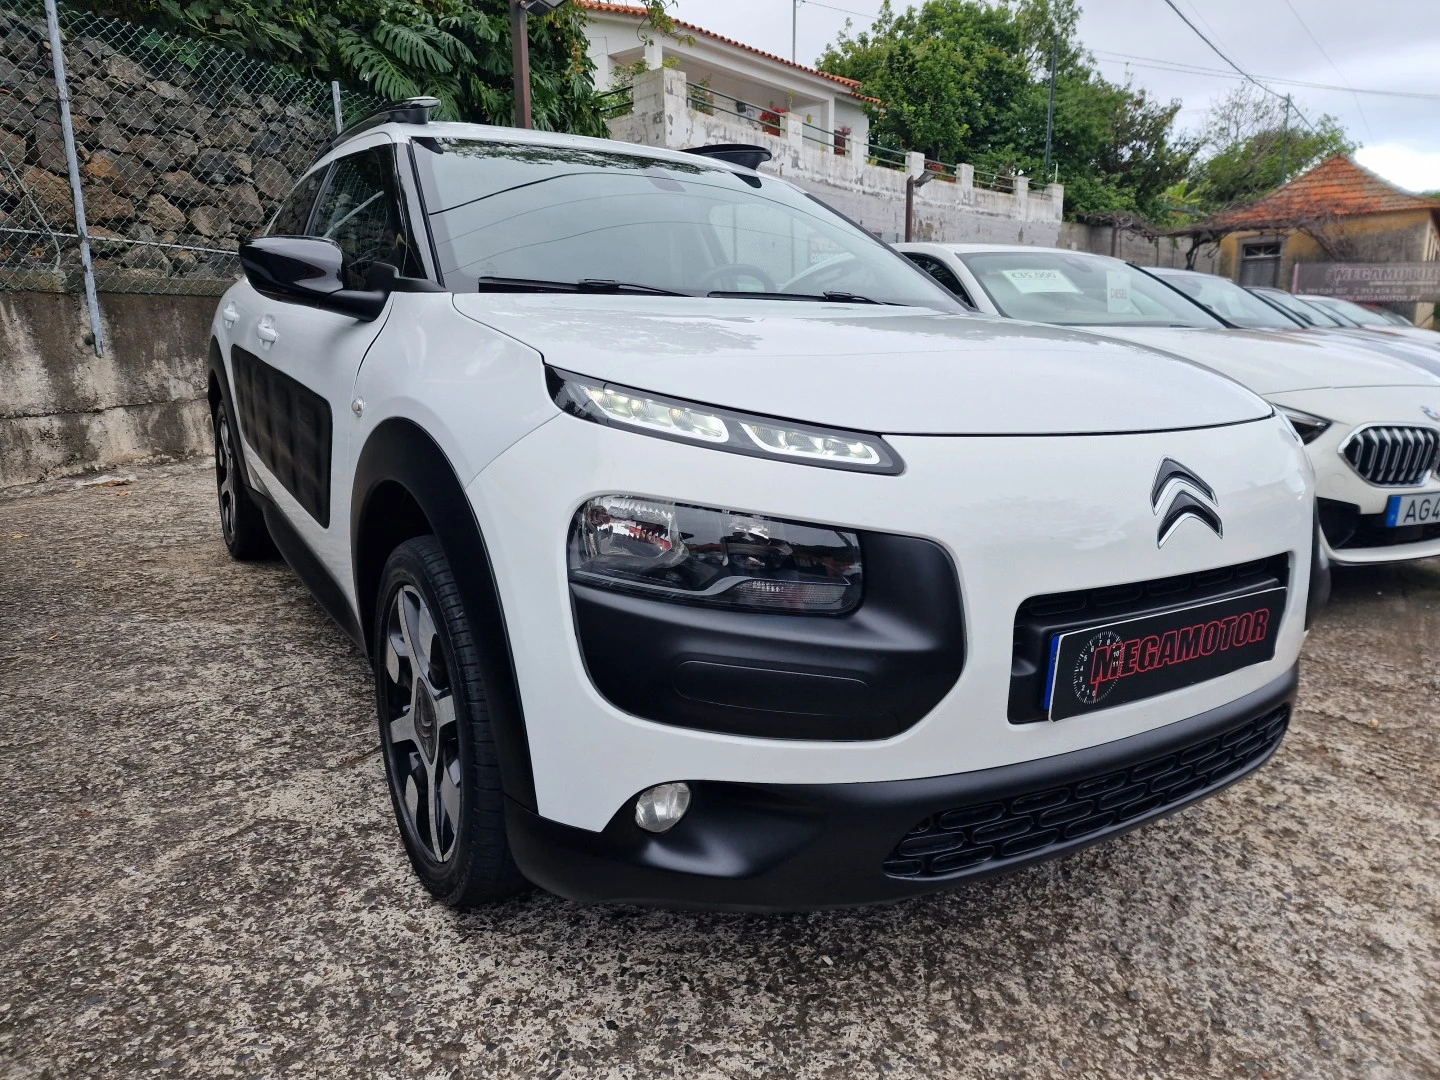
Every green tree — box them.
[819,0,1033,166]
[1189,85,1355,211]
[817,0,1193,221]
[85,0,674,134]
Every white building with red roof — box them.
[579,1,1065,245]
[581,1,873,154]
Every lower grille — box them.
[883,705,1289,879]
[1342,425,1439,487]
[1320,497,1440,550]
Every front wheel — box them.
[213,400,274,560]
[374,536,528,906]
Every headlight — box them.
[550,369,902,474]
[1277,406,1331,444]
[568,495,863,614]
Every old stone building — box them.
[1183,156,1440,324]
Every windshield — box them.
[1304,295,1391,326]
[410,139,961,309]
[1153,271,1299,329]
[1251,288,1342,326]
[954,250,1222,327]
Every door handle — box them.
[256,317,279,348]
[222,302,239,328]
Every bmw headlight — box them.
[1277,406,1332,444]
[568,495,862,614]
[550,369,902,474]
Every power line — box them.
[1275,0,1373,140]
[796,0,883,20]
[1093,51,1440,102]
[1152,0,1324,136]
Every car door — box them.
[228,135,423,602]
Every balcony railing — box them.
[801,121,854,157]
[690,85,789,136]
[867,144,908,171]
[595,85,633,119]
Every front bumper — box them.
[1270,388,1440,564]
[507,667,1296,911]
[470,413,1311,833]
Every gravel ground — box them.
[1,461,1437,1080]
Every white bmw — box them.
[900,243,1440,567]
[209,103,1317,910]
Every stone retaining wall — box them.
[0,5,344,291]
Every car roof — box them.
[312,119,760,182]
[1147,266,1211,278]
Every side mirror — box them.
[239,235,388,321]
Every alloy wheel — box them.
[214,408,237,544]
[380,585,462,863]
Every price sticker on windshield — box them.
[1001,268,1081,294]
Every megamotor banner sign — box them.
[1293,262,1440,303]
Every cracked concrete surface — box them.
[0,462,1436,1079]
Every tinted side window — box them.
[308,146,424,288]
[268,170,326,237]
[905,253,973,306]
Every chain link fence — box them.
[0,0,381,310]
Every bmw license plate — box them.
[1044,588,1287,722]
[1384,491,1440,527]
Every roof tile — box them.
[1207,155,1440,228]
[579,1,867,95]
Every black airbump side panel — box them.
[231,345,333,527]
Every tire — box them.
[374,535,528,906]
[212,399,275,560]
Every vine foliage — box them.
[85,0,673,134]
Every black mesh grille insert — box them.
[882,705,1289,880]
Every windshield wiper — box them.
[707,290,891,305]
[473,275,690,296]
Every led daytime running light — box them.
[584,386,729,443]
[552,369,903,474]
[740,421,881,465]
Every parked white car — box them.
[898,243,1440,566]
[1297,294,1440,350]
[209,108,1317,910]
[1147,266,1440,379]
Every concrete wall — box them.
[1057,222,1221,273]
[611,67,1063,246]
[0,292,213,488]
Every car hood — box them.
[1081,326,1440,395]
[451,296,1270,435]
[1267,385,1440,428]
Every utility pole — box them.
[792,0,799,63]
[510,0,533,128]
[508,0,570,129]
[1278,93,1291,185]
[1043,33,1058,178]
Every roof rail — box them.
[317,96,443,157]
[684,144,774,171]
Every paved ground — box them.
[0,462,1436,1080]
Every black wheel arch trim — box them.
[351,418,537,811]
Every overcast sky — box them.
[665,0,1440,191]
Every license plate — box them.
[1384,491,1440,527]
[1044,588,1286,722]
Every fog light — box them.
[635,782,691,833]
